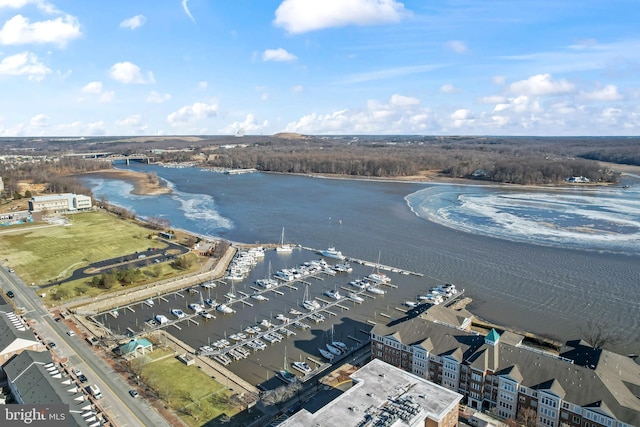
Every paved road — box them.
[1,266,172,427]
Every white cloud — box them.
[87,121,106,135]
[510,73,574,96]
[82,81,102,94]
[274,0,408,34]
[198,81,208,90]
[167,100,218,126]
[81,80,113,103]
[343,63,444,84]
[98,91,114,103]
[182,0,195,24]
[477,95,506,104]
[0,0,59,14]
[582,84,623,101]
[493,75,507,85]
[110,61,155,84]
[221,114,270,135]
[390,94,419,107]
[115,114,142,127]
[30,113,48,127]
[0,51,50,80]
[120,15,147,30]
[446,40,467,54]
[146,90,171,103]
[0,14,81,48]
[291,84,304,93]
[262,48,297,62]
[440,84,459,93]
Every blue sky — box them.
[0,0,638,136]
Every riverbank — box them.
[78,168,172,195]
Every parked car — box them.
[128,389,139,398]
[6,290,14,298]
[89,384,102,399]
[48,341,56,348]
[66,330,75,337]
[8,268,14,273]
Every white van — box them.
[89,384,102,399]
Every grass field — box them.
[141,351,240,426]
[0,210,165,285]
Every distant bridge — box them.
[63,152,153,164]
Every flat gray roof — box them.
[281,358,462,427]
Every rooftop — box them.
[281,358,462,427]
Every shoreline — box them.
[100,163,627,197]
[77,169,172,196]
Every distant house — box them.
[472,169,490,179]
[117,338,153,358]
[565,176,590,183]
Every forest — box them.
[1,135,638,198]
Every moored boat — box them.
[348,292,364,303]
[326,343,342,356]
[291,361,312,374]
[216,304,234,314]
[323,288,342,300]
[276,369,297,384]
[171,308,186,318]
[319,247,345,260]
[318,348,335,361]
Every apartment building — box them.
[370,308,640,427]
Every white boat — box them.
[275,314,291,323]
[404,301,419,308]
[275,269,295,281]
[200,312,215,319]
[276,227,294,252]
[224,272,245,281]
[171,309,186,318]
[155,314,168,324]
[289,308,303,316]
[144,298,154,307]
[367,273,390,284]
[332,262,352,272]
[260,319,273,328]
[319,247,345,260]
[216,304,234,314]
[332,341,348,353]
[367,286,385,295]
[302,300,320,311]
[291,361,312,374]
[348,293,364,303]
[251,294,269,301]
[318,348,335,361]
[349,280,367,290]
[324,289,342,300]
[205,298,218,308]
[277,369,297,384]
[188,303,204,313]
[326,343,342,356]
[256,278,278,289]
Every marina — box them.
[90,245,463,390]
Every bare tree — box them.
[517,407,537,427]
[579,319,620,349]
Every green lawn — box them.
[141,353,241,426]
[0,211,165,285]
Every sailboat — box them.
[366,250,391,284]
[256,261,278,289]
[331,326,348,354]
[301,283,320,311]
[276,347,297,384]
[276,227,294,253]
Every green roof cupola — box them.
[485,328,500,346]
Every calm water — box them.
[82,165,640,373]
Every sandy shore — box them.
[79,169,172,196]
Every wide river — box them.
[82,164,640,361]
